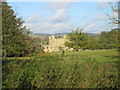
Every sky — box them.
[8,2,117,34]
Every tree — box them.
[98,29,118,49]
[65,28,88,51]
[98,31,110,49]
[108,28,118,48]
[29,37,43,54]
[2,2,32,57]
[110,2,120,50]
[0,2,2,55]
[108,2,120,25]
[86,37,99,50]
[106,2,120,50]
[58,46,65,58]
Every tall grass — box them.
[2,49,119,88]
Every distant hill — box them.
[32,33,68,40]
[87,33,100,35]
[33,33,50,35]
[33,32,99,36]
[33,33,68,35]
[29,34,49,41]
[30,32,100,44]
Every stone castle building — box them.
[43,35,73,52]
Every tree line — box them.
[2,2,42,57]
[65,2,119,51]
[65,28,119,51]
[2,2,119,57]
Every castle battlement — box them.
[43,35,73,52]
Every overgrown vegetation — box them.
[2,2,42,57]
[2,1,119,89]
[65,28,88,51]
[2,50,118,88]
[65,28,119,51]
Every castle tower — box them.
[49,35,55,40]
[63,35,67,39]
[51,35,55,39]
[43,34,73,53]
[48,36,51,40]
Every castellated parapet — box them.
[43,35,73,53]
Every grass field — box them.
[2,49,119,88]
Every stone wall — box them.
[43,35,73,52]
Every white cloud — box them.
[51,23,73,33]
[83,21,116,33]
[26,14,43,23]
[24,13,73,34]
[23,23,33,27]
[27,21,73,34]
[25,12,110,34]
[84,23,98,32]
[109,11,118,19]
[80,11,111,33]
[31,22,54,33]
[46,2,72,10]
[24,2,114,34]
[50,9,70,23]
[94,13,107,20]
[96,2,110,10]
[23,2,73,34]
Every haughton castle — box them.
[42,35,73,53]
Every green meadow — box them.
[3,49,119,88]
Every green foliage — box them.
[58,46,64,51]
[65,27,119,50]
[108,2,120,25]
[2,2,26,56]
[99,28,119,49]
[2,60,37,88]
[58,46,65,58]
[29,37,43,54]
[106,2,120,50]
[2,2,42,57]
[2,50,118,88]
[86,37,99,50]
[65,28,88,51]
[106,2,119,50]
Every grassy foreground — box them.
[2,49,119,88]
